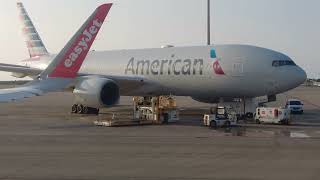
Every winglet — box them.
[41,4,113,79]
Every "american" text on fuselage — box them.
[125,57,204,76]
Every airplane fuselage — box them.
[21,45,307,101]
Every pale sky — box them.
[0,0,319,80]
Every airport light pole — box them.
[207,0,211,45]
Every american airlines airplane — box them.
[0,3,307,115]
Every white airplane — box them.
[0,3,112,103]
[0,2,306,115]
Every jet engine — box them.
[73,77,120,108]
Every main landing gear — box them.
[71,104,99,115]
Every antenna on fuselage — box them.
[207,0,211,45]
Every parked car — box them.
[286,99,304,114]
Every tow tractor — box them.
[203,106,237,128]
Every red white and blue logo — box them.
[211,49,225,75]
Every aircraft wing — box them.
[0,79,66,102]
[0,87,42,102]
[0,63,42,76]
[0,3,113,102]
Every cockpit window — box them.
[272,60,296,67]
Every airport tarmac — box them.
[0,85,320,180]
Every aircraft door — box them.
[229,57,244,77]
[231,61,244,77]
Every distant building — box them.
[314,81,320,87]
[303,79,320,87]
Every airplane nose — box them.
[297,66,307,85]
[287,66,307,89]
[277,65,307,93]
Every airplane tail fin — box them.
[41,3,112,79]
[17,2,49,58]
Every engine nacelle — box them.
[73,77,120,108]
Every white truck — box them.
[203,107,237,128]
[285,99,304,114]
[255,107,290,125]
[215,95,271,120]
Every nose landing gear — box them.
[71,104,99,115]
